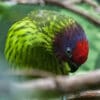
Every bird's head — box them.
[53,20,89,72]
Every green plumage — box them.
[5,10,75,74]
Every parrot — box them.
[4,10,89,75]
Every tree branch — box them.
[0,70,100,99]
[9,70,100,94]
[44,0,100,25]
[83,0,99,8]
[2,0,100,25]
[6,69,55,77]
[68,90,100,100]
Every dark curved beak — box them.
[65,52,80,72]
[68,61,80,72]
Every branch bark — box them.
[68,90,100,100]
[10,70,100,94]
[0,70,100,99]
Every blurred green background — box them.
[0,1,100,100]
[0,1,100,73]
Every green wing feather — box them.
[5,10,75,74]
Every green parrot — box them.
[4,10,89,75]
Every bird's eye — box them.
[66,47,71,53]
[66,47,72,58]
